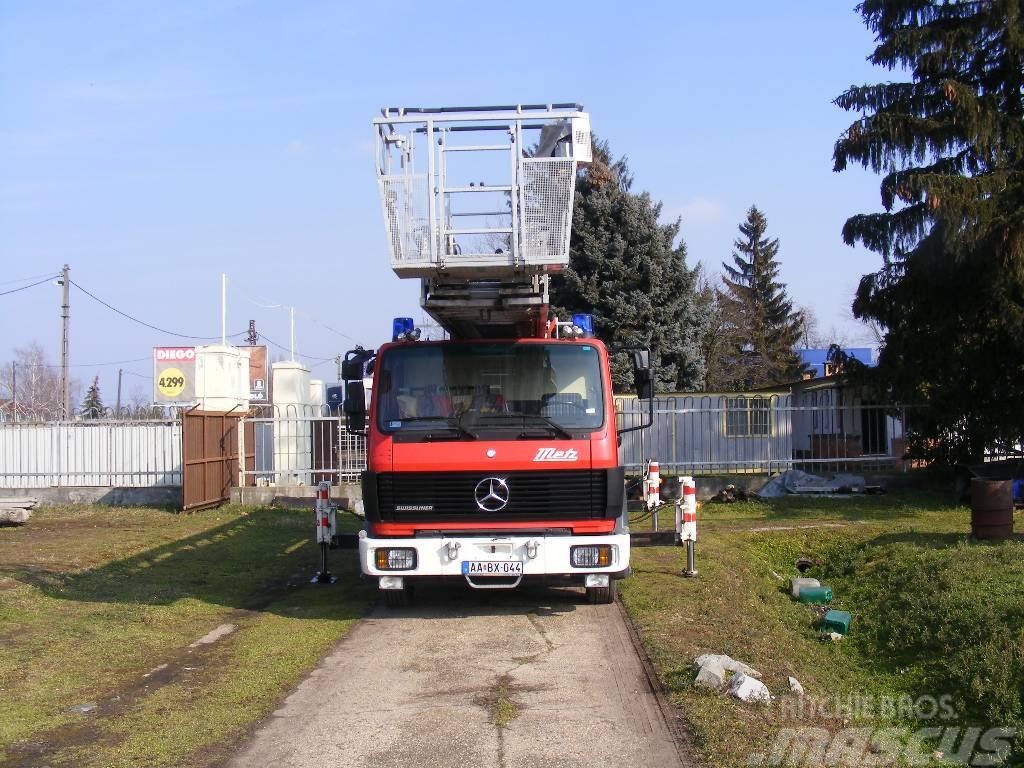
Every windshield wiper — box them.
[492,412,574,440]
[394,415,477,440]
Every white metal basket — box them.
[373,104,592,278]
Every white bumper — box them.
[358,530,630,580]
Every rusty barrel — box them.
[971,478,1014,540]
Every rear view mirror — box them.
[343,381,367,432]
[342,347,373,381]
[631,350,654,400]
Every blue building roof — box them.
[799,347,874,378]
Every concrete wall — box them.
[0,486,181,508]
[230,483,361,509]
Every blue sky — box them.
[1,1,884,401]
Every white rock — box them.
[0,508,32,524]
[694,653,762,679]
[788,676,804,696]
[694,659,726,690]
[727,672,772,703]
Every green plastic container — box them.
[798,585,833,604]
[822,609,851,635]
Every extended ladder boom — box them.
[373,104,592,338]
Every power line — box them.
[259,332,336,362]
[294,307,360,344]
[0,275,59,297]
[0,271,60,288]
[69,279,247,340]
[13,357,151,369]
[236,280,360,344]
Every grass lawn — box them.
[622,482,1024,767]
[0,504,372,767]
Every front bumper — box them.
[358,530,630,582]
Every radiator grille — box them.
[376,470,608,522]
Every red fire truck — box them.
[342,105,653,606]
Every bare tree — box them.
[0,343,79,418]
[796,305,823,348]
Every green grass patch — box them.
[0,504,372,767]
[621,486,1024,767]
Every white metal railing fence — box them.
[0,419,182,488]
[240,405,366,487]
[616,394,908,473]
[233,395,911,484]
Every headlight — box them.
[570,544,612,568]
[375,547,417,570]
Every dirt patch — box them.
[476,673,522,729]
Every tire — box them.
[382,586,413,607]
[586,579,617,605]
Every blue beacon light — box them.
[392,317,415,341]
[572,313,594,337]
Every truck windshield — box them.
[376,343,605,435]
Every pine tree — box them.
[81,376,104,419]
[718,206,804,388]
[551,141,706,392]
[834,1,1024,462]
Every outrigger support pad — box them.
[312,542,337,585]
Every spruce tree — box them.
[551,141,705,392]
[834,1,1024,462]
[718,206,804,388]
[81,376,104,419]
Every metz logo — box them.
[533,448,579,462]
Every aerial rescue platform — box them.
[373,104,592,338]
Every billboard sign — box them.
[153,347,196,404]
[240,345,269,403]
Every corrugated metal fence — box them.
[0,419,182,488]
[616,394,907,473]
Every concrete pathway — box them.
[227,585,689,768]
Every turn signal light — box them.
[375,547,416,570]
[570,544,612,568]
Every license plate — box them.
[461,560,524,576]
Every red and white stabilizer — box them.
[313,481,337,584]
[680,476,697,543]
[677,476,698,577]
[315,482,337,545]
[643,460,662,511]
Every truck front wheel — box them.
[586,579,617,605]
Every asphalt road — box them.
[226,584,690,768]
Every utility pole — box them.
[335,355,342,382]
[290,306,296,362]
[116,368,123,416]
[11,362,16,420]
[221,273,227,346]
[59,264,70,418]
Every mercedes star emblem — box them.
[474,477,510,512]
